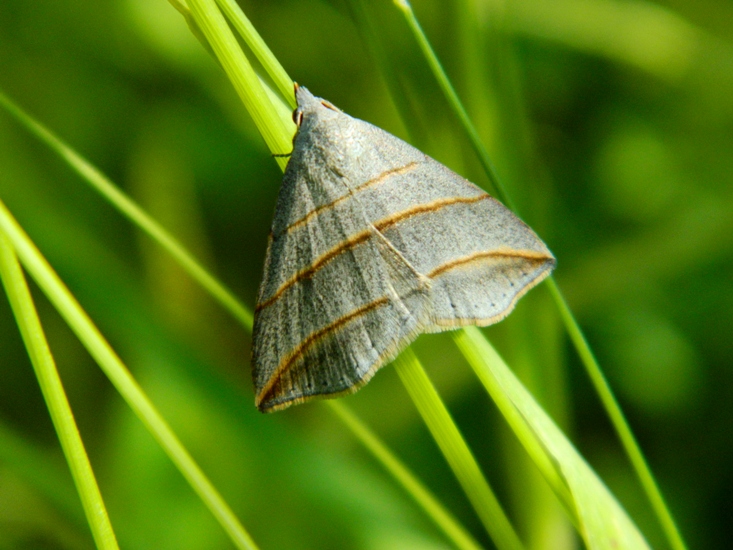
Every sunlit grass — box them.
[0,198,259,550]
[0,232,119,550]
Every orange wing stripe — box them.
[255,297,390,406]
[257,193,491,312]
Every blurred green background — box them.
[1,0,731,548]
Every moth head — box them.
[293,84,342,128]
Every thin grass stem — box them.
[327,401,483,550]
[546,279,687,550]
[393,0,513,210]
[0,199,260,550]
[0,231,119,550]
[186,0,293,167]
[394,348,524,550]
[216,0,296,106]
[0,89,253,331]
[167,0,217,60]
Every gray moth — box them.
[252,86,555,412]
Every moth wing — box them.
[329,116,556,331]
[251,134,429,412]
[252,90,554,412]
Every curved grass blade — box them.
[0,231,119,550]
[0,199,260,550]
[0,88,253,331]
[455,327,650,550]
[392,3,686,549]
[327,401,483,550]
[215,0,295,107]
[186,0,294,168]
[395,349,524,550]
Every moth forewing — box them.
[251,86,555,412]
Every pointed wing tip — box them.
[254,389,334,414]
[514,255,556,301]
[255,400,281,414]
[519,249,557,274]
[255,383,317,413]
[520,252,556,288]
[254,387,280,413]
[253,343,406,413]
[295,86,317,108]
[254,391,286,414]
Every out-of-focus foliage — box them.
[0,0,730,548]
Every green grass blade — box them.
[0,199,260,550]
[393,0,513,210]
[395,348,524,550]
[186,0,294,167]
[0,231,119,550]
[0,88,253,331]
[345,0,424,145]
[546,278,687,550]
[455,327,651,550]
[167,0,294,119]
[216,0,296,107]
[327,401,484,550]
[392,3,686,548]
[166,0,218,61]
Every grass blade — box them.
[166,0,217,61]
[0,231,119,550]
[455,327,651,550]
[0,88,253,331]
[327,401,484,550]
[186,0,294,167]
[395,348,524,550]
[0,199,260,550]
[393,0,513,210]
[216,0,295,106]
[546,279,687,550]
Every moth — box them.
[252,85,555,412]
